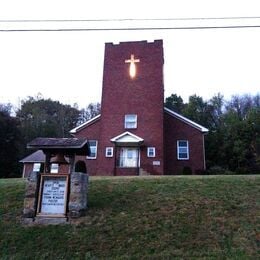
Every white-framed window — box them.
[87,140,98,159]
[177,140,189,160]
[147,147,156,157]
[105,147,114,157]
[125,114,137,129]
[33,163,41,172]
[50,163,59,173]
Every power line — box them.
[1,16,260,22]
[1,25,260,32]
[1,16,260,32]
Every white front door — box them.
[120,148,139,167]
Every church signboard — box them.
[37,174,69,217]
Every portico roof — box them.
[110,131,144,146]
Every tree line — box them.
[0,93,259,177]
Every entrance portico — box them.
[111,132,144,175]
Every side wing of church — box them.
[70,40,208,175]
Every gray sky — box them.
[0,0,260,109]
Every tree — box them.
[78,102,101,125]
[165,94,185,113]
[16,96,81,145]
[0,105,23,178]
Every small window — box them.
[106,147,113,157]
[87,140,98,159]
[33,163,41,172]
[50,163,59,173]
[147,147,156,157]
[125,114,137,129]
[177,140,189,160]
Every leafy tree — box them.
[165,94,185,113]
[78,102,101,125]
[0,105,22,177]
[16,96,81,145]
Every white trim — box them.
[70,114,101,134]
[164,107,209,133]
[105,147,114,157]
[147,147,156,157]
[177,140,189,160]
[111,131,144,143]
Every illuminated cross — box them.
[125,54,140,78]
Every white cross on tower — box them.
[125,54,140,78]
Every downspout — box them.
[203,134,206,170]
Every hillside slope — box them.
[0,176,259,259]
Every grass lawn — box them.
[0,175,259,259]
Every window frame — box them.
[50,163,59,173]
[105,147,114,157]
[33,163,41,172]
[87,140,98,159]
[124,114,137,129]
[177,140,189,160]
[147,147,156,157]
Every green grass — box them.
[0,175,259,259]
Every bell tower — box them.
[97,40,165,175]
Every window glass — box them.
[177,140,189,160]
[33,163,41,172]
[106,147,113,157]
[87,140,98,159]
[147,147,155,157]
[50,163,59,173]
[125,114,137,129]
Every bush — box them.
[207,166,234,175]
[182,166,192,175]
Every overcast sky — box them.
[0,0,260,110]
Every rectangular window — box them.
[147,147,156,157]
[177,140,189,160]
[125,114,137,129]
[33,163,41,172]
[105,147,113,157]
[87,140,98,159]
[50,163,59,173]
[119,148,139,167]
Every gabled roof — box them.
[69,109,208,135]
[70,114,101,134]
[164,107,209,133]
[111,131,144,146]
[19,150,45,163]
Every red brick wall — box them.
[97,40,165,175]
[74,119,101,175]
[164,112,206,174]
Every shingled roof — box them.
[19,150,45,163]
[27,137,90,156]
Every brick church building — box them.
[70,40,208,176]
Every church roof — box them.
[70,114,101,134]
[69,108,208,134]
[164,107,209,133]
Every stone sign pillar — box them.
[68,172,89,218]
[23,171,39,218]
